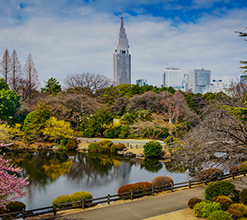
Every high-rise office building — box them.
[163,68,182,90]
[113,12,131,85]
[136,79,147,86]
[240,75,247,85]
[188,68,211,94]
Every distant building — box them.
[240,75,247,85]
[181,73,189,92]
[113,12,131,85]
[163,68,182,90]
[136,79,147,86]
[202,77,232,94]
[188,68,211,94]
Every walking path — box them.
[42,176,247,220]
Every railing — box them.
[1,169,246,220]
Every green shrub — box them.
[205,181,235,200]
[208,210,233,220]
[226,208,243,219]
[65,139,77,150]
[238,161,247,172]
[105,129,115,138]
[70,191,93,203]
[240,189,247,204]
[229,189,240,203]
[143,141,162,158]
[60,138,67,146]
[212,196,233,210]
[188,198,202,209]
[118,133,125,139]
[97,140,113,152]
[229,203,247,215]
[6,201,26,213]
[197,168,223,181]
[118,182,153,198]
[193,201,221,218]
[88,143,98,152]
[110,144,117,153]
[116,143,125,150]
[229,166,238,174]
[52,195,72,206]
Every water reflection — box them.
[3,150,190,210]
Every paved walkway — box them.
[43,176,247,220]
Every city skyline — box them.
[0,0,246,87]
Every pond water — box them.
[4,151,192,210]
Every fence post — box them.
[170,183,174,192]
[244,169,246,176]
[189,180,191,189]
[131,190,133,200]
[82,198,85,209]
[53,203,57,216]
[22,208,25,219]
[152,186,154,196]
[232,173,235,179]
[136,144,137,149]
[107,194,110,205]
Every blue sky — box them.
[0,0,247,87]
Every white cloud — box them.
[0,1,246,88]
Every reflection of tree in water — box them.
[143,158,163,173]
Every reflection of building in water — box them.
[114,162,132,188]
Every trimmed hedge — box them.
[6,201,26,213]
[143,141,162,158]
[88,143,98,152]
[226,208,243,219]
[208,210,233,220]
[197,168,223,181]
[188,198,202,209]
[205,181,235,200]
[52,195,72,206]
[118,182,153,198]
[229,203,247,216]
[97,140,113,152]
[240,189,247,204]
[70,191,93,202]
[229,166,238,174]
[150,176,174,188]
[238,161,247,172]
[212,196,232,210]
[193,201,221,218]
[116,143,125,150]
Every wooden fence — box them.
[1,169,246,220]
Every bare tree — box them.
[0,48,12,83]
[64,73,112,94]
[9,50,22,91]
[23,53,39,100]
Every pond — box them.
[3,150,192,210]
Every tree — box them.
[42,116,73,142]
[41,77,61,96]
[9,50,22,91]
[23,53,39,100]
[0,89,20,123]
[64,73,112,94]
[0,153,29,208]
[236,27,247,73]
[0,124,23,144]
[0,48,12,83]
[0,78,9,90]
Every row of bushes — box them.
[58,138,78,151]
[0,201,26,216]
[52,191,93,206]
[88,140,125,153]
[188,180,247,219]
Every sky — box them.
[0,0,247,87]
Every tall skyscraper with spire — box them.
[113,10,131,85]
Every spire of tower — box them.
[121,9,123,19]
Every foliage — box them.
[229,203,247,216]
[42,116,74,142]
[238,161,247,172]
[52,195,72,206]
[143,141,162,158]
[208,210,233,220]
[64,139,77,151]
[88,143,98,152]
[236,27,247,73]
[0,89,20,123]
[239,188,247,204]
[70,191,93,202]
[226,208,243,219]
[193,201,221,218]
[97,140,113,152]
[150,175,174,187]
[41,77,61,96]
[0,153,29,208]
[212,196,233,210]
[116,143,125,150]
[205,181,235,200]
[188,198,202,209]
[229,166,238,174]
[6,201,26,213]
[0,78,9,90]
[143,159,163,172]
[110,144,117,153]
[197,168,223,181]
[0,123,23,144]
[229,189,240,203]
[118,182,153,198]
